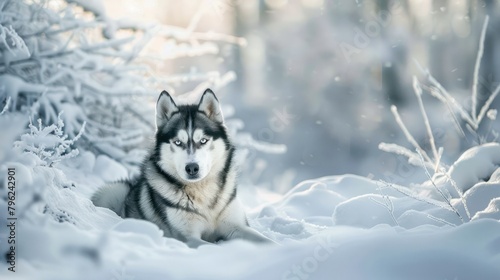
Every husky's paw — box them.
[186,237,214,249]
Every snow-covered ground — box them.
[2,137,500,280]
[1,1,500,279]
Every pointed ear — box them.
[156,90,178,127]
[198,89,223,123]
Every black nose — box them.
[185,163,199,176]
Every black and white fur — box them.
[92,89,272,247]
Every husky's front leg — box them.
[186,236,211,248]
[217,200,275,244]
[183,228,214,248]
[174,217,213,248]
[225,226,274,244]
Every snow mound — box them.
[1,144,500,279]
[473,198,500,220]
[112,219,166,247]
[447,143,500,192]
[92,155,128,182]
[465,182,500,217]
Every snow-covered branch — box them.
[14,113,85,166]
[0,0,249,169]
[414,16,498,135]
[0,23,30,64]
[379,15,497,226]
[471,16,489,121]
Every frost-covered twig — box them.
[414,60,476,128]
[439,171,472,221]
[414,16,497,134]
[390,105,433,164]
[190,31,247,46]
[378,180,453,212]
[421,83,466,137]
[372,184,399,226]
[378,142,433,169]
[5,36,136,67]
[232,132,287,154]
[14,113,86,166]
[477,84,500,125]
[416,149,464,223]
[182,71,237,100]
[426,214,456,227]
[471,16,489,122]
[185,0,210,34]
[0,96,11,115]
[413,76,440,168]
[0,24,30,64]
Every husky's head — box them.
[154,89,232,183]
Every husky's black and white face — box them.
[154,89,231,183]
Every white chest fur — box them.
[165,178,238,241]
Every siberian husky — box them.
[92,89,273,247]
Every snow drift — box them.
[1,143,499,280]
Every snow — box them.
[92,155,128,182]
[1,1,500,279]
[465,183,500,217]
[1,142,500,279]
[473,198,500,220]
[446,143,500,192]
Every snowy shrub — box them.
[0,23,30,64]
[0,0,274,172]
[378,16,500,225]
[0,0,151,168]
[14,113,85,166]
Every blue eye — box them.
[200,138,208,144]
[174,140,182,146]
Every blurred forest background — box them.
[2,0,500,192]
[105,0,499,190]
